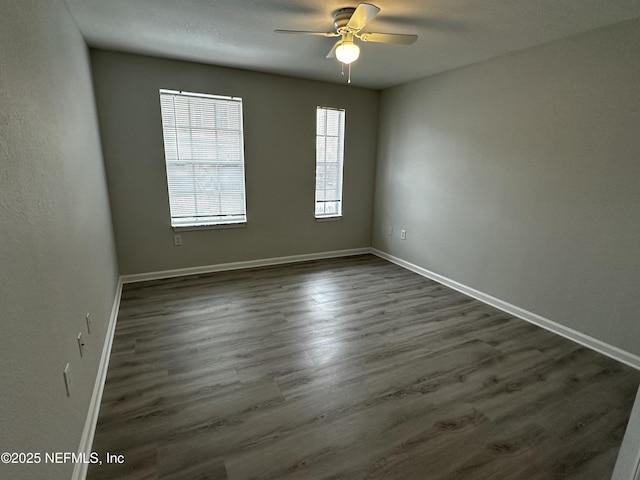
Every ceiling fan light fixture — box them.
[335,41,360,64]
[275,3,418,81]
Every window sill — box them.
[315,216,342,223]
[172,222,247,232]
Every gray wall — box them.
[0,2,119,479]
[91,50,379,275]
[373,19,640,356]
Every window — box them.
[159,89,247,228]
[315,106,345,218]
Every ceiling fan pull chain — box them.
[348,63,352,84]
[341,62,345,77]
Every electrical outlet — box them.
[63,363,72,397]
[173,234,183,246]
[86,313,91,335]
[400,229,407,240]
[388,227,393,236]
[77,333,85,357]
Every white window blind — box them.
[315,106,345,218]
[159,89,247,227]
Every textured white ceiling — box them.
[63,0,640,89]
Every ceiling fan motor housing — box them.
[333,8,357,33]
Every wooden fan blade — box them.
[326,40,340,58]
[346,3,380,32]
[274,30,339,37]
[358,32,418,45]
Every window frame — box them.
[159,88,248,230]
[315,106,346,220]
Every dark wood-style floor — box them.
[88,255,640,480]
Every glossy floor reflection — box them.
[88,255,640,480]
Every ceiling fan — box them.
[275,3,418,82]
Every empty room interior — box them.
[2,1,640,479]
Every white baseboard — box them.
[121,248,371,284]
[72,278,123,480]
[371,248,640,371]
